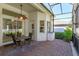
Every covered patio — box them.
[0,3,76,56]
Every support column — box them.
[73,11,76,34]
[24,19,29,36]
[0,5,3,46]
[47,15,55,41]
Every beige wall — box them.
[0,5,3,46]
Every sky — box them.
[44,3,73,21]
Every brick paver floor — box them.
[0,39,73,56]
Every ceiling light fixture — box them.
[18,4,27,20]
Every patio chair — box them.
[25,33,32,44]
[17,31,21,37]
[11,34,21,46]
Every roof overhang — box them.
[31,3,54,16]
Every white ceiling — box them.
[7,3,38,12]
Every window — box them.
[3,18,22,29]
[47,21,51,32]
[3,18,12,29]
[40,20,44,32]
[13,20,22,29]
[32,24,34,29]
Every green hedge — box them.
[55,32,64,39]
[64,27,72,42]
[55,26,72,42]
[3,31,22,36]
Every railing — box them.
[72,33,79,55]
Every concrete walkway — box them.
[0,39,73,56]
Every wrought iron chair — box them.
[11,33,21,46]
[25,33,32,44]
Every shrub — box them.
[3,31,22,36]
[3,32,12,36]
[64,27,72,42]
[55,32,64,39]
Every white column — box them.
[47,15,55,41]
[0,5,3,46]
[50,20,52,32]
[24,19,29,36]
[22,20,24,35]
[50,20,55,40]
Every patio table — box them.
[16,35,30,41]
[16,35,31,45]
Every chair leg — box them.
[28,39,31,44]
[16,41,21,47]
[24,40,27,44]
[20,41,25,48]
